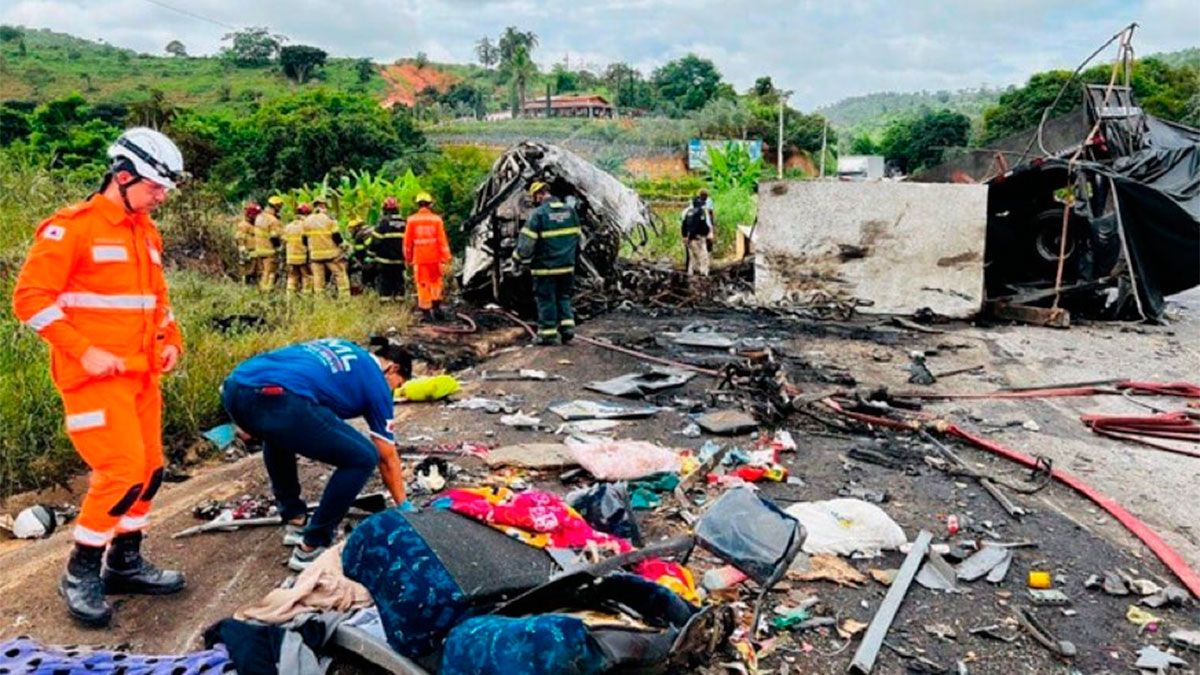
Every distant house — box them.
[520,94,613,119]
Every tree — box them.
[980,70,1073,143]
[752,76,777,99]
[220,26,285,67]
[165,40,187,57]
[691,98,753,138]
[0,25,23,43]
[551,64,580,93]
[505,45,537,116]
[0,105,31,145]
[474,37,499,70]
[604,62,653,109]
[414,51,428,69]
[652,54,723,114]
[881,109,970,173]
[498,26,537,69]
[355,58,374,84]
[127,88,178,129]
[850,134,880,155]
[280,45,327,83]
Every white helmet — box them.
[107,127,185,189]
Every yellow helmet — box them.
[528,181,548,197]
[348,218,364,229]
[267,195,284,207]
[415,192,434,205]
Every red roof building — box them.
[521,94,614,119]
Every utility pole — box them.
[777,91,792,180]
[819,118,828,178]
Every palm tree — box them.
[474,37,499,70]
[498,26,537,68]
[508,45,536,117]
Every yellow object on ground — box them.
[1027,570,1052,589]
[396,374,461,402]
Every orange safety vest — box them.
[12,193,184,392]
[403,208,451,265]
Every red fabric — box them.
[441,488,698,601]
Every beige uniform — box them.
[252,210,283,291]
[233,217,256,282]
[282,219,312,293]
[304,211,349,296]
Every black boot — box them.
[60,544,112,627]
[103,531,186,595]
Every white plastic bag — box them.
[784,498,906,557]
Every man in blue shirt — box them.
[221,337,412,570]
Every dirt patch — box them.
[379,63,460,108]
[625,154,689,179]
[938,250,983,267]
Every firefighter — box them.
[403,192,451,320]
[235,202,260,284]
[12,127,188,627]
[514,181,580,345]
[349,218,376,290]
[283,203,313,294]
[368,196,406,301]
[253,196,284,292]
[305,198,350,297]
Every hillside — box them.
[0,27,387,108]
[818,46,1199,144]
[817,88,1001,143]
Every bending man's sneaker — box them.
[102,531,186,595]
[282,517,306,547]
[288,544,327,572]
[61,544,112,627]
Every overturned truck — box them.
[460,142,654,309]
[755,84,1199,323]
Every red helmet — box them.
[296,202,312,215]
[383,196,398,212]
[244,202,262,219]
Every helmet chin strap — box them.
[116,173,144,213]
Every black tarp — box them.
[1083,108,1200,320]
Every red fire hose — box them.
[822,399,1200,597]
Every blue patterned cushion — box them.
[440,615,606,675]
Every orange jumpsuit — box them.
[403,207,451,310]
[12,193,183,548]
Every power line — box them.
[138,0,239,30]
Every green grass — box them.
[426,116,697,149]
[0,152,407,496]
[0,27,386,110]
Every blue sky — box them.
[3,0,1197,108]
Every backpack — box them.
[682,205,708,237]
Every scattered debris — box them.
[916,550,965,593]
[1142,585,1190,609]
[956,546,1012,583]
[481,369,558,381]
[1016,607,1076,658]
[847,530,933,675]
[869,568,898,586]
[201,423,238,451]
[1126,605,1164,631]
[791,554,868,587]
[5,505,59,539]
[563,438,681,481]
[1028,589,1071,606]
[548,399,659,421]
[1169,629,1200,652]
[499,411,541,428]
[924,623,958,640]
[1135,646,1189,672]
[695,410,759,436]
[484,443,577,469]
[585,367,694,398]
[907,352,936,385]
[784,499,907,557]
[449,397,515,414]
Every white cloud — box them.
[2,0,1195,108]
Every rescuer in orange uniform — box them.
[12,127,188,627]
[403,192,451,320]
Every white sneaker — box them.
[282,519,306,547]
[288,545,327,572]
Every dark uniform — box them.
[368,214,406,300]
[514,199,581,344]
